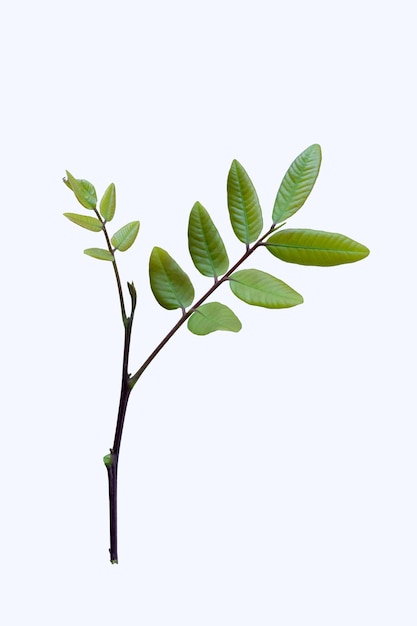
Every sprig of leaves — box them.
[64,144,369,341]
[63,172,140,262]
[145,144,369,337]
[63,144,370,564]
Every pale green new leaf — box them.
[188,202,229,277]
[272,144,322,224]
[65,171,97,210]
[100,183,116,222]
[111,221,140,252]
[227,160,263,244]
[229,269,303,308]
[84,248,114,261]
[63,213,103,232]
[266,229,370,266]
[149,247,195,310]
[187,302,242,335]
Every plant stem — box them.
[104,222,279,563]
[105,302,135,563]
[94,209,127,323]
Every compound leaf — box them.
[272,144,321,224]
[266,229,370,266]
[63,213,103,232]
[65,171,97,210]
[100,183,116,222]
[229,269,303,308]
[188,202,229,277]
[111,221,140,252]
[227,160,263,244]
[149,247,195,310]
[187,302,242,335]
[84,248,114,261]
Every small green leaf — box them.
[100,183,116,222]
[111,221,140,252]
[188,202,229,277]
[272,144,322,224]
[149,247,195,310]
[65,171,97,210]
[63,213,103,232]
[227,160,263,244]
[84,248,114,261]
[229,269,303,309]
[187,302,242,335]
[265,229,370,266]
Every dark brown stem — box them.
[94,209,127,323]
[105,223,280,563]
[106,377,132,563]
[106,298,134,563]
[106,454,118,563]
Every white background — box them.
[1,1,415,624]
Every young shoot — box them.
[63,144,369,563]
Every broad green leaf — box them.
[272,144,321,224]
[111,221,140,252]
[65,171,97,210]
[100,183,116,222]
[188,202,229,277]
[84,248,114,261]
[265,229,370,266]
[227,160,263,244]
[149,247,195,310]
[229,269,303,309]
[63,213,103,232]
[187,302,242,335]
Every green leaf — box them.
[227,160,263,244]
[187,302,242,335]
[111,221,140,252]
[63,213,103,232]
[229,269,303,309]
[65,171,97,210]
[265,229,370,266]
[188,202,229,277]
[100,183,116,222]
[84,248,114,261]
[272,144,322,224]
[149,247,195,310]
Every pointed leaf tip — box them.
[100,183,116,222]
[65,171,97,210]
[111,221,140,252]
[84,248,114,261]
[229,269,303,309]
[266,229,370,266]
[149,247,195,310]
[227,160,263,244]
[272,144,322,224]
[63,213,103,232]
[188,201,229,277]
